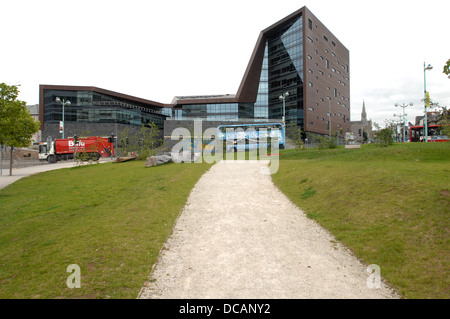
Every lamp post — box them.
[395,103,413,142]
[393,114,403,142]
[279,91,289,125]
[55,97,71,139]
[424,63,433,142]
[327,96,332,140]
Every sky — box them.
[2,0,449,126]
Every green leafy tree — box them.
[443,59,450,78]
[0,83,40,175]
[437,106,450,136]
[285,123,304,150]
[136,123,163,160]
[117,124,163,160]
[118,126,133,156]
[377,127,394,147]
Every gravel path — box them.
[138,160,398,299]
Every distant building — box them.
[26,104,41,144]
[350,101,372,143]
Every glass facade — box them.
[254,42,269,121]
[43,89,166,129]
[168,103,254,121]
[266,15,304,126]
[171,14,304,126]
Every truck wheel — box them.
[48,155,56,163]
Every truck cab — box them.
[38,142,55,162]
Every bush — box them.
[317,135,337,149]
[285,123,304,150]
[377,128,394,147]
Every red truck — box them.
[39,136,115,163]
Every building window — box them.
[308,19,313,30]
[325,59,329,69]
[308,82,313,87]
[332,41,336,47]
[307,37,313,43]
[323,35,328,42]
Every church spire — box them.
[361,100,367,121]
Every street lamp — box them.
[279,91,289,124]
[393,114,403,142]
[395,103,413,142]
[424,63,433,142]
[327,96,332,139]
[55,97,71,139]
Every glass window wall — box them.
[43,89,166,129]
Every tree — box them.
[285,123,304,150]
[117,124,163,160]
[0,83,40,175]
[136,123,163,160]
[444,59,450,78]
[377,127,394,147]
[437,106,450,136]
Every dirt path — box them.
[138,160,398,299]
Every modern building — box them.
[164,6,350,136]
[350,101,373,143]
[38,6,350,142]
[39,85,167,140]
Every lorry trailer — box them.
[39,136,115,163]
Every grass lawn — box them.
[0,160,212,298]
[272,142,450,299]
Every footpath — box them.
[0,158,113,190]
[138,160,398,299]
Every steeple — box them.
[361,100,367,121]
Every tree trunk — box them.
[9,146,13,176]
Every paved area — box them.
[0,158,114,190]
[138,160,398,299]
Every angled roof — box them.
[173,7,307,107]
[39,84,166,108]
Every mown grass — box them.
[272,142,450,299]
[0,160,212,298]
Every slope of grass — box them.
[0,160,211,298]
[272,143,450,299]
